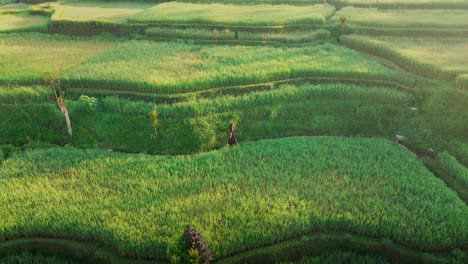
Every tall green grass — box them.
[128,3,335,27]
[330,0,468,9]
[333,7,468,29]
[0,137,466,259]
[340,35,468,82]
[0,83,414,154]
[63,40,414,93]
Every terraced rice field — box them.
[340,35,468,82]
[0,13,48,33]
[128,2,335,26]
[0,0,467,263]
[331,0,468,8]
[0,33,117,84]
[333,7,468,29]
[51,0,154,23]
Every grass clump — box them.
[0,137,466,259]
[128,3,335,27]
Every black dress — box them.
[228,128,237,146]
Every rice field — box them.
[51,0,155,23]
[437,152,468,186]
[0,33,116,85]
[330,0,468,8]
[1,0,468,262]
[62,40,413,93]
[0,82,416,154]
[128,2,336,26]
[333,7,468,29]
[175,0,327,4]
[0,13,48,33]
[340,35,468,81]
[0,86,52,103]
[1,137,466,259]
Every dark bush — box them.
[183,226,213,264]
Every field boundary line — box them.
[0,230,465,264]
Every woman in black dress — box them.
[228,123,237,146]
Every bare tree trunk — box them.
[59,104,72,137]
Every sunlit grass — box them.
[129,2,335,26]
[0,13,48,33]
[0,33,117,85]
[333,7,468,29]
[332,0,468,8]
[1,137,466,259]
[340,35,468,81]
[63,39,412,93]
[51,0,155,23]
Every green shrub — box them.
[0,144,16,160]
[78,95,97,112]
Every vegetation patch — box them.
[128,3,335,27]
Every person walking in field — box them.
[228,123,237,146]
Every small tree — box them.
[212,29,220,42]
[223,28,232,40]
[339,15,347,34]
[149,108,160,137]
[44,72,72,137]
